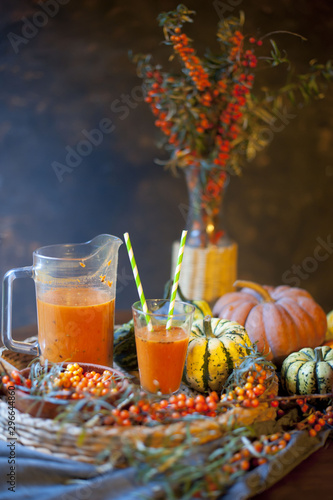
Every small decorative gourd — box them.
[183,316,252,393]
[281,346,333,395]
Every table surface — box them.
[2,316,333,499]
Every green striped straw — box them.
[124,232,152,331]
[166,230,188,330]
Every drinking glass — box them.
[132,299,195,395]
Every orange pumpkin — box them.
[212,280,327,364]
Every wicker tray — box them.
[0,344,278,467]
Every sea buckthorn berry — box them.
[194,403,205,413]
[185,398,195,408]
[250,398,259,408]
[309,428,317,437]
[307,414,316,425]
[208,401,217,411]
[11,370,21,384]
[231,452,242,463]
[253,441,263,453]
[278,440,287,450]
[241,460,250,471]
[120,410,129,420]
[253,384,265,396]
[177,400,186,409]
[177,393,186,401]
[258,457,267,465]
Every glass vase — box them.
[171,163,238,304]
[185,164,228,248]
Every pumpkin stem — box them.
[233,280,274,303]
[314,347,324,363]
[203,315,215,338]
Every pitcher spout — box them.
[88,234,123,258]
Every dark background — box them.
[0,0,332,328]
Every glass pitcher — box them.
[1,234,122,366]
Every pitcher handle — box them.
[1,266,39,356]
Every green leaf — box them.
[270,39,281,58]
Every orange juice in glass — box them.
[132,299,195,395]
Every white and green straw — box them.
[166,230,188,330]
[124,232,152,331]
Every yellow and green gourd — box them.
[281,346,333,395]
[184,316,252,393]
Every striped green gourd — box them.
[281,346,333,395]
[184,316,252,393]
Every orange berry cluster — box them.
[221,363,269,409]
[223,431,292,474]
[52,363,121,400]
[201,169,227,205]
[1,364,123,401]
[295,400,333,437]
[214,73,254,168]
[142,22,260,175]
[103,391,220,427]
[229,30,244,61]
[193,431,293,497]
[170,28,211,92]
[2,371,30,389]
[243,49,258,68]
[144,72,173,138]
